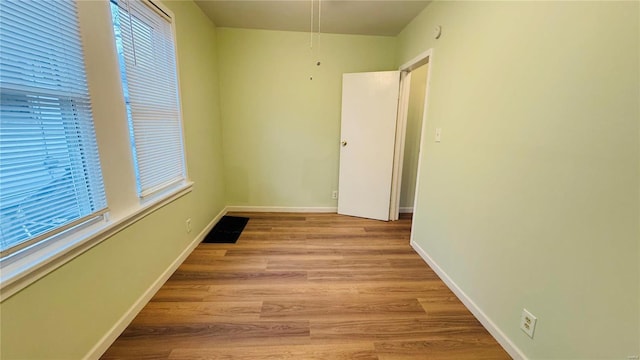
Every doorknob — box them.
[341,140,347,147]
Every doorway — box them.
[337,50,432,221]
[399,64,428,214]
[389,50,432,220]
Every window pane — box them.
[110,0,186,198]
[0,0,107,254]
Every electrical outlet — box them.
[332,190,338,199]
[520,309,537,338]
[185,218,192,233]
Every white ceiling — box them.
[194,0,431,36]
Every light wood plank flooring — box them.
[101,213,511,359]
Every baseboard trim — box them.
[226,206,337,213]
[84,206,228,360]
[410,239,527,360]
[399,207,413,213]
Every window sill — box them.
[0,181,193,302]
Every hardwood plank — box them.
[418,295,475,318]
[304,215,380,223]
[225,250,346,260]
[310,318,487,343]
[227,239,308,248]
[281,247,422,258]
[304,233,410,240]
[260,297,427,320]
[307,269,440,282]
[101,346,171,360]
[304,239,410,249]
[169,343,378,360]
[224,248,365,258]
[233,233,307,241]
[375,335,511,359]
[168,270,307,284]
[202,283,359,301]
[178,258,268,271]
[398,213,413,220]
[269,226,367,234]
[387,258,435,269]
[115,321,310,348]
[364,225,413,233]
[239,226,273,232]
[353,281,451,297]
[266,258,392,271]
[131,302,263,324]
[151,285,212,302]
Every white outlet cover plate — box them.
[520,308,537,338]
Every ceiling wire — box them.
[317,0,321,64]
[310,0,321,79]
[310,0,314,49]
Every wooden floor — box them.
[101,213,511,359]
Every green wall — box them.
[216,28,397,207]
[0,1,226,358]
[2,1,639,359]
[398,1,640,358]
[400,64,428,209]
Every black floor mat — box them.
[202,216,249,244]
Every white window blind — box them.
[0,0,107,255]
[111,0,186,199]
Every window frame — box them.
[0,0,108,255]
[109,0,190,202]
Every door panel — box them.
[338,71,400,221]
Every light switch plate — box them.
[435,127,442,142]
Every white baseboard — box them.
[399,207,414,213]
[84,206,228,360]
[226,206,337,213]
[410,239,527,360]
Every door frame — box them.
[389,49,433,220]
[388,71,412,220]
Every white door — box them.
[338,71,401,221]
